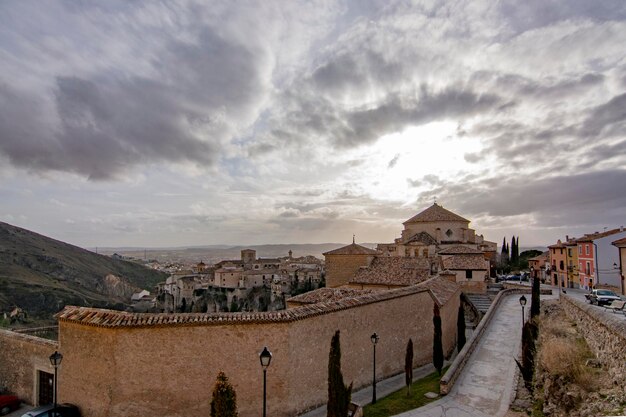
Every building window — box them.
[586,245,589,255]
[560,248,563,255]
[465,270,472,279]
[568,248,572,257]
[578,246,582,254]
[446,229,453,238]
[559,261,564,270]
[586,261,591,275]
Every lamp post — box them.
[370,332,379,404]
[259,346,272,417]
[519,295,527,327]
[49,351,63,411]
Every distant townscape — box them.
[1,203,625,417]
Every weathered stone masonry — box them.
[50,285,459,417]
[560,296,626,387]
[0,329,58,405]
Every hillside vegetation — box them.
[0,221,167,322]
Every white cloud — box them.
[0,0,624,247]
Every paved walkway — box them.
[300,361,449,417]
[301,291,556,417]
[394,293,556,417]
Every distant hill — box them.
[0,221,167,321]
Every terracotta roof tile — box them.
[577,228,624,242]
[350,257,431,286]
[404,231,438,245]
[55,284,437,328]
[403,203,469,224]
[286,288,374,305]
[323,243,379,256]
[438,245,483,255]
[612,237,626,246]
[441,254,488,270]
[418,275,460,306]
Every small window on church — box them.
[465,270,472,279]
[446,229,453,238]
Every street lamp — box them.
[49,351,63,411]
[370,333,379,404]
[519,296,527,327]
[530,266,535,285]
[259,346,272,417]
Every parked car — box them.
[505,274,522,282]
[586,289,621,306]
[0,395,20,415]
[20,404,81,417]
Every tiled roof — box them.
[54,285,433,328]
[403,203,469,224]
[441,254,487,270]
[286,288,374,305]
[612,237,626,246]
[438,245,483,255]
[350,257,431,286]
[404,231,438,246]
[547,241,565,249]
[323,243,379,256]
[577,228,624,242]
[417,275,460,306]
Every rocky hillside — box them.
[0,221,167,321]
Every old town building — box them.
[324,203,495,292]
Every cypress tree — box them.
[327,330,352,417]
[405,339,413,396]
[210,371,238,417]
[457,303,466,352]
[510,236,516,264]
[433,304,444,375]
[531,270,540,319]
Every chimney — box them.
[566,235,569,241]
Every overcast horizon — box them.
[1,1,625,249]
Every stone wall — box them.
[457,279,487,294]
[0,329,58,404]
[325,254,373,287]
[56,286,459,417]
[560,296,626,385]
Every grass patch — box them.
[363,366,448,417]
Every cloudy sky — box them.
[1,0,625,249]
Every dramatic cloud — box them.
[0,0,624,247]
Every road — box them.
[393,291,557,417]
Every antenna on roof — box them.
[353,234,355,244]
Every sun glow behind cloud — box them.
[338,121,485,202]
